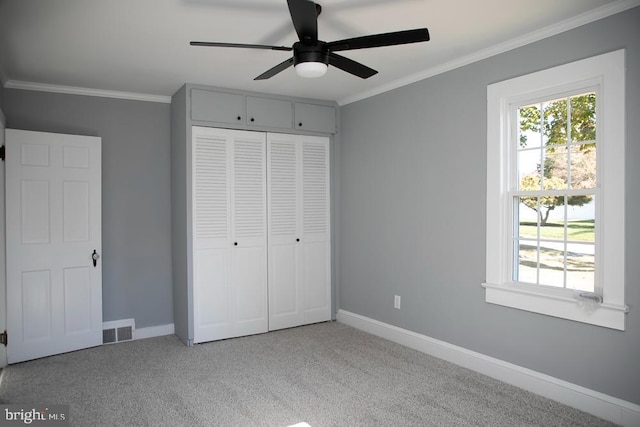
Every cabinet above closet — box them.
[184,84,338,134]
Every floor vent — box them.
[116,326,133,341]
[102,319,135,344]
[103,329,116,344]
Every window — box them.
[515,92,597,292]
[483,50,627,330]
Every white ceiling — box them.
[0,0,636,105]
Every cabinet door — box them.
[246,96,293,129]
[191,89,244,125]
[192,127,267,343]
[267,133,304,331]
[294,103,336,133]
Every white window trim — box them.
[483,49,627,330]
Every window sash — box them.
[507,88,600,294]
[510,188,597,197]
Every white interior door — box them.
[6,129,102,363]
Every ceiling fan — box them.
[190,0,430,80]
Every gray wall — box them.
[0,80,5,111]
[3,89,173,329]
[339,7,640,404]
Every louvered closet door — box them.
[232,133,268,337]
[267,133,303,330]
[192,127,267,343]
[267,133,330,331]
[300,136,331,324]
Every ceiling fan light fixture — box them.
[295,61,328,78]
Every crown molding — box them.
[338,0,640,106]
[4,80,171,104]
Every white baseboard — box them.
[103,318,135,330]
[135,323,175,340]
[337,309,640,427]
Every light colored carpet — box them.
[0,322,613,426]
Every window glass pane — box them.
[543,98,568,148]
[517,197,539,239]
[518,104,542,149]
[569,145,596,189]
[543,148,568,190]
[517,242,538,284]
[538,244,565,288]
[570,92,596,144]
[517,149,541,191]
[567,196,595,244]
[537,193,565,232]
[566,243,595,292]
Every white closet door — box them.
[301,136,331,324]
[267,133,303,330]
[267,133,330,331]
[192,127,267,343]
[193,128,231,343]
[231,133,268,337]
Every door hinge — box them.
[0,145,5,161]
[0,330,6,347]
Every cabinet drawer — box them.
[191,89,244,124]
[246,96,293,129]
[294,103,336,133]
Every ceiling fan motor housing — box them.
[293,41,329,66]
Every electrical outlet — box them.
[394,295,401,310]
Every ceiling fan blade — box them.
[328,53,377,79]
[327,28,430,52]
[287,0,318,44]
[190,41,292,51]
[254,57,295,80]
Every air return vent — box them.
[103,329,116,344]
[102,319,135,344]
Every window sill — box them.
[482,282,627,331]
